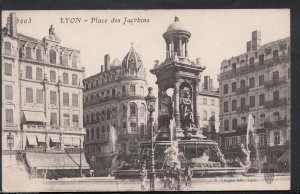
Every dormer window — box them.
[50,50,56,64]
[25,47,31,59]
[36,49,42,61]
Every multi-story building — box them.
[198,76,220,142]
[83,46,148,175]
[219,30,290,169]
[2,12,89,179]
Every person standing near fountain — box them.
[184,163,193,188]
[163,165,171,189]
[139,163,147,191]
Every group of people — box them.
[139,162,193,191]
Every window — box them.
[249,57,254,65]
[61,54,68,66]
[63,114,70,127]
[259,94,265,106]
[240,80,246,89]
[274,132,280,145]
[273,91,279,102]
[203,111,207,120]
[72,115,79,127]
[112,88,115,97]
[101,110,105,121]
[130,85,136,96]
[140,104,145,117]
[5,63,12,76]
[50,91,57,105]
[211,111,215,117]
[122,86,126,95]
[36,68,43,81]
[123,122,127,133]
[140,86,144,96]
[130,122,137,134]
[232,82,236,93]
[232,118,237,130]
[232,63,236,71]
[122,105,127,117]
[140,123,145,136]
[130,104,136,116]
[260,114,265,123]
[5,109,13,124]
[250,96,255,108]
[273,71,279,82]
[241,117,246,125]
[224,101,228,113]
[96,112,100,122]
[91,128,95,140]
[232,99,237,111]
[224,120,229,131]
[86,129,90,140]
[72,55,77,67]
[259,75,264,86]
[259,134,266,147]
[249,77,255,88]
[97,127,100,139]
[63,72,69,84]
[26,66,32,79]
[50,113,57,127]
[259,54,264,65]
[72,94,78,107]
[211,99,215,106]
[50,50,56,64]
[4,42,11,56]
[25,47,31,59]
[232,137,237,146]
[107,110,111,120]
[5,85,13,100]
[36,89,43,104]
[63,93,69,106]
[273,50,279,57]
[26,88,33,102]
[223,84,228,94]
[50,70,56,83]
[241,97,246,108]
[72,74,78,85]
[36,49,42,61]
[203,98,207,105]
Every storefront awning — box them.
[37,135,46,143]
[50,135,61,143]
[26,152,90,170]
[23,111,47,123]
[64,137,73,146]
[72,138,80,146]
[27,136,37,146]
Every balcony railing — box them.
[264,98,288,109]
[84,95,145,107]
[23,124,86,134]
[118,133,143,140]
[220,54,290,78]
[236,105,249,114]
[260,119,288,129]
[264,77,287,89]
[236,87,249,95]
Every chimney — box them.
[247,41,252,52]
[9,12,17,37]
[251,30,261,51]
[101,65,103,72]
[204,76,210,90]
[209,79,213,90]
[104,54,110,71]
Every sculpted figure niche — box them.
[180,90,195,131]
[159,90,173,128]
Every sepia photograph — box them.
[1,9,290,191]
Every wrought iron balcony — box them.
[264,98,288,109]
[236,105,249,114]
[264,77,287,89]
[23,124,86,134]
[236,87,249,95]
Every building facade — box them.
[198,76,220,142]
[2,12,89,178]
[219,30,290,169]
[83,47,148,175]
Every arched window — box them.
[122,105,127,117]
[140,104,145,117]
[26,47,31,59]
[36,49,42,61]
[101,110,105,121]
[4,42,11,56]
[50,50,56,64]
[130,103,136,117]
[96,112,100,122]
[107,109,111,120]
[112,108,116,118]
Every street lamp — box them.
[145,87,157,191]
[7,132,14,164]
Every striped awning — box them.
[50,135,61,143]
[23,111,47,123]
[63,137,73,146]
[72,138,80,146]
[36,135,46,143]
[27,136,37,146]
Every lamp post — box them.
[145,87,157,191]
[7,132,14,164]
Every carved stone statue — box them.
[159,91,173,130]
[180,91,194,127]
[196,57,201,66]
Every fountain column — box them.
[174,80,181,140]
[194,75,201,130]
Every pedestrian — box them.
[163,165,171,189]
[184,163,193,187]
[140,164,147,191]
[172,162,181,190]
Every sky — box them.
[2,10,290,92]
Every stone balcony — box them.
[264,98,288,109]
[264,77,287,89]
[84,95,145,107]
[236,105,249,114]
[236,87,249,95]
[23,124,86,134]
